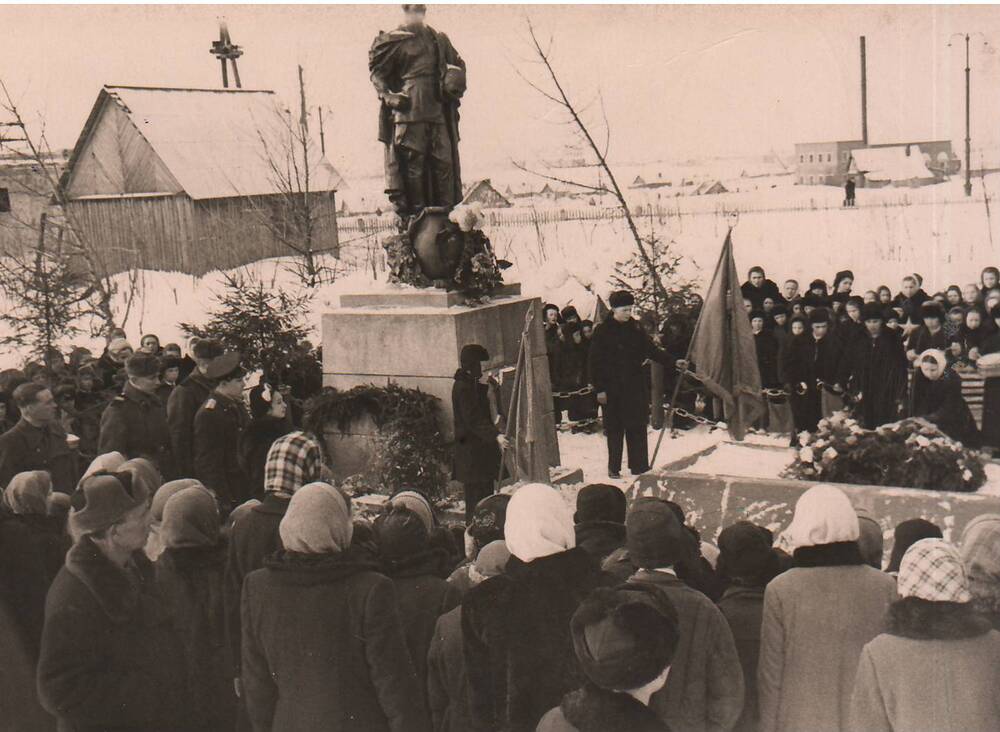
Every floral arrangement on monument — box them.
[781,410,987,493]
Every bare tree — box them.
[514,17,670,314]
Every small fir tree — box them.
[608,230,700,323]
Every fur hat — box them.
[608,291,636,309]
[921,301,945,321]
[157,355,183,378]
[460,344,490,373]
[717,521,775,582]
[861,303,886,322]
[560,305,580,322]
[374,505,429,561]
[125,352,159,379]
[809,278,829,293]
[802,293,831,310]
[575,483,627,525]
[625,497,695,569]
[192,338,224,360]
[808,307,831,325]
[749,310,766,323]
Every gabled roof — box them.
[62,86,343,200]
[848,146,935,182]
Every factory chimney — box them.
[860,36,869,146]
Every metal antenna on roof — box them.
[210,21,243,89]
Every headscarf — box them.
[960,514,1000,609]
[264,431,324,498]
[918,349,948,379]
[886,518,943,574]
[3,470,51,515]
[81,451,127,483]
[390,489,436,532]
[504,483,575,563]
[161,487,220,549]
[780,485,859,551]
[279,482,353,554]
[470,540,511,583]
[898,538,971,603]
[146,479,210,561]
[119,457,163,505]
[226,498,261,535]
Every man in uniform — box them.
[369,3,466,218]
[193,352,249,510]
[98,352,175,478]
[0,383,79,493]
[168,338,223,477]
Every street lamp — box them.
[949,32,990,197]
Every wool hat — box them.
[151,479,209,523]
[204,351,245,381]
[279,482,353,554]
[157,355,182,378]
[460,344,490,373]
[473,540,511,578]
[898,538,971,602]
[801,293,830,310]
[808,307,831,325]
[69,471,145,537]
[886,518,943,574]
[809,279,829,292]
[125,352,159,379]
[390,489,436,532]
[570,587,680,692]
[717,521,774,581]
[469,493,511,546]
[561,305,580,322]
[608,290,636,309]
[749,310,766,323]
[3,470,51,515]
[192,338,225,360]
[375,505,429,561]
[504,483,575,563]
[771,304,788,317]
[781,484,860,551]
[161,487,220,549]
[846,295,865,310]
[921,301,945,321]
[861,303,886,322]
[574,483,627,525]
[625,497,695,569]
[226,498,261,533]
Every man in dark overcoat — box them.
[588,291,669,479]
[843,304,908,429]
[0,383,78,493]
[193,352,250,509]
[781,308,840,435]
[452,344,506,522]
[167,338,222,477]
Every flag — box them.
[502,309,551,483]
[593,295,610,325]
[687,230,764,440]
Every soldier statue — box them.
[369,4,466,221]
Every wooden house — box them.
[461,178,512,209]
[59,85,343,275]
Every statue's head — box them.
[403,4,427,26]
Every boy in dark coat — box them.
[623,498,744,732]
[588,291,670,478]
[193,352,250,509]
[167,338,223,477]
[844,304,908,429]
[452,344,505,521]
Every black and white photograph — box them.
[3,3,1000,731]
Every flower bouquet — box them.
[781,410,987,493]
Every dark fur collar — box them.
[381,547,451,579]
[263,549,379,585]
[887,596,993,640]
[561,684,669,732]
[159,543,226,571]
[65,536,146,624]
[505,546,596,580]
[793,541,864,568]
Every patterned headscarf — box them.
[264,431,324,498]
[3,470,51,515]
[898,538,971,603]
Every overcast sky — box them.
[3,4,1000,180]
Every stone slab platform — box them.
[340,283,522,309]
[627,442,1000,549]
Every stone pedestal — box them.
[321,284,560,469]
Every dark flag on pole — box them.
[593,295,610,325]
[686,230,764,440]
[500,309,551,484]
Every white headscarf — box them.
[781,484,860,551]
[504,483,575,563]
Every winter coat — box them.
[36,537,189,732]
[574,521,626,566]
[907,324,950,358]
[741,279,782,310]
[717,584,766,732]
[979,332,1000,448]
[0,418,78,494]
[462,547,611,732]
[588,317,667,431]
[850,600,1000,732]
[167,370,215,478]
[452,369,501,484]
[556,339,589,392]
[193,391,250,506]
[754,330,781,389]
[0,594,55,732]
[891,290,929,326]
[94,350,125,390]
[237,416,294,501]
[428,606,473,732]
[757,544,897,732]
[384,552,462,707]
[241,551,430,732]
[155,544,236,731]
[224,492,290,677]
[628,569,744,732]
[0,511,68,655]
[844,331,908,429]
[98,382,175,479]
[911,369,981,449]
[537,685,670,732]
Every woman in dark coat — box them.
[237,384,294,501]
[241,482,429,732]
[154,487,235,731]
[911,349,981,448]
[462,483,611,732]
[452,344,504,522]
[376,505,461,707]
[977,305,1000,449]
[0,594,55,732]
[37,472,189,732]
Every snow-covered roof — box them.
[849,146,935,182]
[63,86,344,200]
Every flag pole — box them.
[650,222,736,466]
[496,308,534,487]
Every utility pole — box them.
[318,107,326,155]
[210,21,243,89]
[964,33,972,197]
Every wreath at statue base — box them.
[782,411,987,493]
[383,203,510,304]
